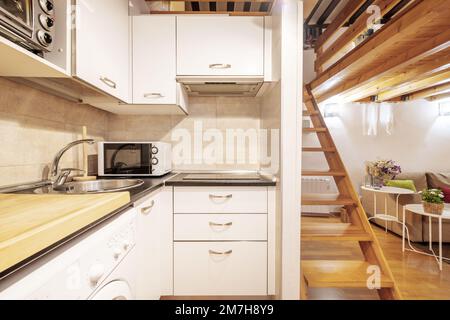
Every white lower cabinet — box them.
[172,186,274,296]
[174,242,267,296]
[174,214,267,241]
[135,190,162,300]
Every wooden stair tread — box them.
[303,110,320,116]
[303,127,327,133]
[302,147,336,152]
[301,196,355,206]
[302,170,346,177]
[301,222,372,241]
[302,260,394,288]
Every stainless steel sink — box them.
[35,179,144,194]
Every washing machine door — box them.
[91,280,133,300]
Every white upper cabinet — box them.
[73,0,130,102]
[133,15,186,111]
[176,16,265,77]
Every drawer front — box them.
[174,187,267,214]
[174,214,267,241]
[174,242,267,295]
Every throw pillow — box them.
[426,172,450,189]
[441,185,450,204]
[385,179,417,192]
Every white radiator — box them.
[301,177,339,216]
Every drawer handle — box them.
[144,93,165,99]
[141,200,155,215]
[209,63,231,69]
[209,222,233,227]
[209,194,233,199]
[100,76,117,89]
[209,249,233,256]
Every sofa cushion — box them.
[385,179,416,192]
[395,172,428,191]
[441,185,450,203]
[426,172,450,190]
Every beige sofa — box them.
[361,172,450,242]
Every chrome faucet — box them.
[51,139,95,187]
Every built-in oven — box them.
[98,142,172,177]
[0,0,55,53]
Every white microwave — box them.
[98,142,172,177]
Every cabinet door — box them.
[135,192,161,300]
[174,242,267,295]
[177,16,264,76]
[74,0,129,101]
[133,16,177,104]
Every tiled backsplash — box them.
[0,80,265,187]
[0,78,108,186]
[107,97,262,171]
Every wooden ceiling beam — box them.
[426,92,450,102]
[339,49,450,102]
[314,0,367,53]
[314,28,450,103]
[376,69,450,101]
[315,0,403,73]
[310,0,450,100]
[402,82,450,101]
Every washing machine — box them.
[0,208,138,300]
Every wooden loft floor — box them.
[302,216,450,300]
[308,0,450,104]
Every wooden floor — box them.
[302,216,450,300]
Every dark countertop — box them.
[165,172,277,187]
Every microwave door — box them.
[104,143,152,175]
[0,0,33,37]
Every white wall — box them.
[303,100,450,191]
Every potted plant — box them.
[366,160,402,188]
[420,189,445,214]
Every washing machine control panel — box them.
[9,208,138,300]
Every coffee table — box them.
[361,186,416,232]
[402,204,450,271]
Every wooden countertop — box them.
[0,192,130,274]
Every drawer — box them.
[174,214,267,241]
[174,242,267,295]
[174,187,267,214]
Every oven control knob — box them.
[39,14,54,30]
[37,31,53,47]
[151,158,159,165]
[39,0,54,14]
[122,240,132,251]
[151,146,159,154]
[88,264,105,285]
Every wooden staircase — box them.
[301,85,401,300]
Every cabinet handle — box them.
[209,249,233,255]
[100,76,117,89]
[209,221,233,227]
[141,200,155,215]
[209,63,231,69]
[209,194,233,199]
[144,93,165,99]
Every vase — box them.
[422,201,444,215]
[371,176,383,189]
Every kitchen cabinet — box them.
[133,16,187,113]
[174,242,267,296]
[172,186,275,296]
[135,191,162,300]
[73,0,130,102]
[176,16,264,76]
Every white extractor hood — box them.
[176,76,268,97]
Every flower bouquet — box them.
[366,160,402,187]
